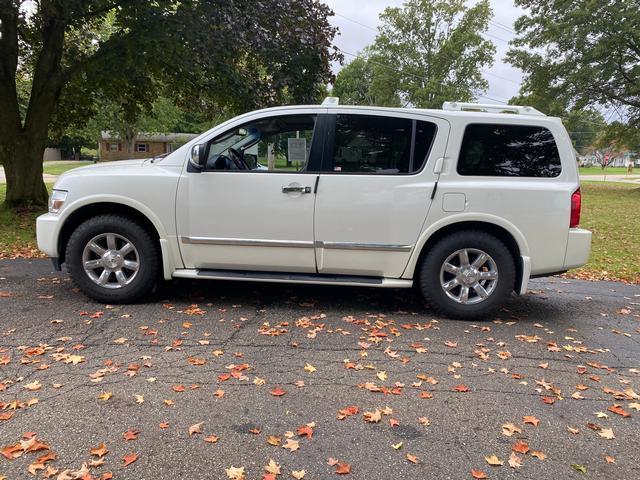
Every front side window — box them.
[136,143,148,153]
[457,124,562,177]
[204,115,317,172]
[109,143,119,152]
[330,115,436,174]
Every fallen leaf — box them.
[485,455,503,466]
[282,439,299,452]
[406,454,420,464]
[363,409,382,423]
[189,422,203,436]
[304,363,316,373]
[123,429,139,441]
[335,462,351,474]
[453,384,470,393]
[571,464,587,474]
[522,415,540,427]
[531,451,546,461]
[508,452,522,469]
[270,387,286,397]
[512,440,529,454]
[264,459,281,475]
[598,428,615,439]
[471,470,488,479]
[226,466,246,480]
[292,470,306,479]
[90,443,108,457]
[122,453,138,467]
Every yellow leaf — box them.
[225,466,245,480]
[264,459,281,475]
[376,371,387,381]
[392,442,403,450]
[98,392,112,401]
[304,363,316,373]
[291,470,306,479]
[599,428,615,440]
[485,454,503,466]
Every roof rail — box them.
[322,96,340,106]
[442,101,546,116]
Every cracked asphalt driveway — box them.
[1,259,639,480]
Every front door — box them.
[176,113,322,273]
[314,111,450,277]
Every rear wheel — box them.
[65,215,159,303]
[418,231,515,319]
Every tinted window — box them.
[457,124,561,177]
[331,115,436,174]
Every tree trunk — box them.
[1,132,49,209]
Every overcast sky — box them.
[322,0,525,105]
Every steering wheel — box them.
[227,148,249,170]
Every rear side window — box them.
[457,124,561,177]
[331,115,436,174]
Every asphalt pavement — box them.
[0,259,639,480]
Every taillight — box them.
[570,188,581,228]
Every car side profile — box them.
[36,99,592,319]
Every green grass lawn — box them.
[571,182,639,283]
[43,161,92,176]
[579,166,634,176]
[0,181,638,283]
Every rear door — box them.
[314,110,450,277]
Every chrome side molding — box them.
[181,237,413,252]
[316,241,413,252]
[180,237,314,248]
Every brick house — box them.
[99,132,198,161]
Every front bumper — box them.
[36,213,61,258]
[564,228,592,269]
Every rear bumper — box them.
[564,228,592,269]
[36,213,61,258]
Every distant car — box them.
[36,98,591,319]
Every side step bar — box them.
[172,269,413,288]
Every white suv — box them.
[36,99,592,319]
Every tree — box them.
[332,56,402,107]
[507,0,640,125]
[0,1,339,208]
[362,0,495,109]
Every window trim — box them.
[136,143,148,153]
[456,122,562,178]
[199,113,326,174]
[320,113,438,176]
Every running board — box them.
[172,269,413,288]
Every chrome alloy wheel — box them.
[439,248,498,305]
[82,233,140,289]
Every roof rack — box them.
[322,96,340,106]
[442,101,545,116]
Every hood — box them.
[61,159,148,176]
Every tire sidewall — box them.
[66,215,158,303]
[419,231,515,319]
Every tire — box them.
[418,230,516,320]
[65,214,160,303]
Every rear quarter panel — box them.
[416,115,578,276]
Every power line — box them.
[489,19,517,35]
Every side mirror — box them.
[189,144,207,170]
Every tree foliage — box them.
[507,0,640,125]
[0,0,339,207]
[332,0,495,108]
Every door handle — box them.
[282,185,311,194]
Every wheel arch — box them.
[57,200,164,269]
[403,216,529,292]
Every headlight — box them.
[48,190,68,213]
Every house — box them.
[99,132,198,161]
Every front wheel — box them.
[418,231,516,320]
[65,215,160,303]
